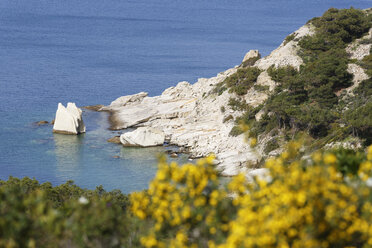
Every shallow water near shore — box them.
[0,0,370,192]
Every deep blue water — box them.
[0,0,371,193]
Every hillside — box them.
[103,7,372,176]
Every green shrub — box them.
[241,56,260,67]
[229,125,243,136]
[331,147,366,176]
[253,84,269,92]
[228,97,249,111]
[344,100,372,145]
[264,138,280,154]
[283,33,296,45]
[223,115,233,123]
[267,65,298,84]
[224,67,261,95]
[0,178,135,247]
[311,8,370,44]
[212,81,227,96]
[354,78,372,100]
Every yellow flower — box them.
[324,154,337,164]
[367,145,372,160]
[250,137,257,147]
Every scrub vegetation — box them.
[226,8,372,149]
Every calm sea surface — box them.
[0,0,370,193]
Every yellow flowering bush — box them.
[131,155,235,247]
[131,145,372,248]
[223,144,372,248]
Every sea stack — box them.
[53,103,86,135]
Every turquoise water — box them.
[0,0,371,193]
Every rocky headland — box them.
[98,13,371,176]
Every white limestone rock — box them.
[102,92,148,111]
[242,50,261,63]
[256,70,277,92]
[346,63,369,94]
[103,66,258,175]
[246,168,272,183]
[53,103,86,135]
[244,88,268,108]
[255,24,314,70]
[346,28,372,61]
[120,127,165,147]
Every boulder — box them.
[242,50,261,63]
[346,28,372,60]
[256,70,277,91]
[36,120,49,126]
[53,103,86,135]
[255,24,314,70]
[170,152,178,158]
[120,127,165,147]
[346,63,369,94]
[107,136,121,144]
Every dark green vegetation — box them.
[241,55,260,67]
[226,8,372,148]
[213,67,261,96]
[224,67,261,95]
[283,33,296,45]
[0,177,145,248]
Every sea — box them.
[0,0,370,193]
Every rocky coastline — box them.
[88,23,316,176]
[94,19,370,177]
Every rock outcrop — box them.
[346,63,369,94]
[345,27,372,94]
[120,127,165,147]
[103,67,260,175]
[242,50,261,63]
[101,92,148,111]
[53,103,86,135]
[346,28,372,60]
[101,22,315,176]
[255,24,314,70]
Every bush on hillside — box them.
[223,67,261,95]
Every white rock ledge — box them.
[53,103,86,135]
[120,127,165,147]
